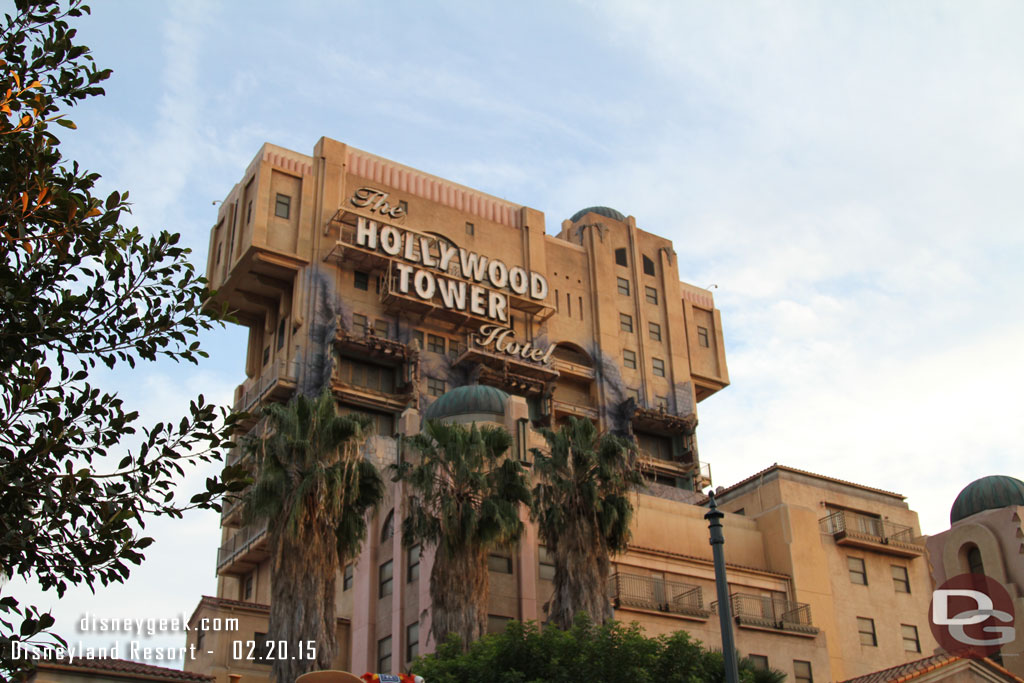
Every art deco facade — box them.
[185,138,941,683]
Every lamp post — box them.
[705,491,739,683]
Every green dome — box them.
[570,206,626,223]
[950,475,1024,524]
[423,384,508,421]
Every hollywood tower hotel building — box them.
[187,138,938,682]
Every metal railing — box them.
[233,357,301,413]
[819,509,920,546]
[712,593,817,633]
[217,522,268,569]
[608,572,709,618]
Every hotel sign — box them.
[349,188,549,326]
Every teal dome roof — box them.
[423,385,508,421]
[570,206,626,223]
[950,475,1024,524]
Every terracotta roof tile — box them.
[838,653,1024,683]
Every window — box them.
[645,286,658,304]
[538,545,555,581]
[649,322,661,341]
[619,313,633,332]
[374,318,389,338]
[617,277,630,296]
[614,247,627,266]
[892,565,910,593]
[427,377,445,397]
[406,622,419,662]
[636,431,672,461]
[381,509,394,542]
[335,358,396,394]
[343,563,353,591]
[277,317,286,350]
[967,545,985,575]
[623,349,636,369]
[697,326,710,348]
[246,200,253,224]
[377,635,392,673]
[857,617,877,646]
[448,339,462,360]
[642,255,655,276]
[379,560,393,598]
[354,270,369,291]
[901,624,920,652]
[254,632,272,665]
[655,396,669,411]
[427,334,446,354]
[466,221,474,235]
[626,388,641,404]
[652,358,665,377]
[244,572,254,600]
[748,655,768,671]
[793,660,813,683]
[488,553,512,574]
[262,346,270,366]
[848,557,867,585]
[407,544,420,583]
[274,193,291,219]
[487,615,511,635]
[352,313,369,336]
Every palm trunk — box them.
[548,524,613,630]
[429,544,489,649]
[267,521,339,682]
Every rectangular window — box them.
[793,660,813,683]
[619,313,633,332]
[354,270,369,291]
[645,286,658,304]
[374,318,389,338]
[697,326,710,348]
[487,615,511,635]
[277,317,287,350]
[655,396,669,411]
[617,277,630,296]
[615,248,628,267]
[466,222,474,235]
[406,622,419,662]
[352,313,369,336]
[901,624,920,652]
[857,617,877,646]
[274,193,291,219]
[538,545,555,581]
[262,346,270,366]
[246,200,253,224]
[626,388,641,404]
[652,358,665,377]
[377,635,392,673]
[343,563,353,591]
[448,339,462,360]
[244,572,254,600]
[427,377,445,397]
[649,322,661,341]
[427,334,446,354]
[848,557,867,585]
[748,655,768,671]
[636,431,672,461]
[407,544,421,583]
[336,358,396,394]
[487,553,512,574]
[379,560,393,598]
[623,349,636,369]
[892,565,910,593]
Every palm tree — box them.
[531,416,642,630]
[244,389,384,683]
[393,419,530,649]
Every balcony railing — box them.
[819,510,924,556]
[712,593,818,635]
[233,357,301,414]
[608,572,710,619]
[217,522,268,570]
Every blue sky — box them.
[10,0,1024,665]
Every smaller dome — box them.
[950,475,1024,524]
[423,384,508,421]
[570,206,626,223]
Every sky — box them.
[8,0,1024,667]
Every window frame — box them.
[652,357,665,377]
[793,660,813,683]
[623,349,637,369]
[848,556,867,585]
[649,321,661,341]
[377,635,392,673]
[617,277,630,296]
[274,193,291,219]
[427,334,446,354]
[891,565,910,593]
[901,624,920,653]
[645,286,658,304]
[379,559,394,598]
[619,313,634,333]
[406,622,419,662]
[427,377,446,397]
[857,616,877,646]
[487,552,513,574]
[697,326,710,348]
[407,544,421,583]
[354,270,369,291]
[343,563,353,591]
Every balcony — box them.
[217,522,269,576]
[608,572,710,620]
[233,357,300,427]
[712,593,818,636]
[819,510,925,557]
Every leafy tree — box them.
[393,419,530,650]
[530,416,642,629]
[412,614,787,683]
[0,1,243,677]
[244,389,384,682]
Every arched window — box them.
[381,509,395,542]
[642,255,655,276]
[966,544,985,575]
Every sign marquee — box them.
[348,188,549,326]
